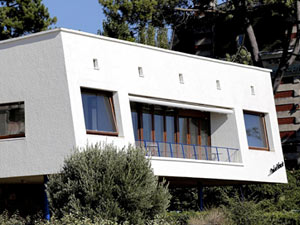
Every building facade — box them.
[0,28,287,213]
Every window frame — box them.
[131,102,211,146]
[81,88,118,137]
[243,110,269,151]
[0,101,25,140]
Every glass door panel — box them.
[131,111,138,141]
[190,118,199,145]
[200,118,210,146]
[154,114,164,142]
[179,117,188,144]
[143,113,152,141]
[166,116,175,143]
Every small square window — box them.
[243,111,268,150]
[179,73,184,84]
[93,58,99,70]
[81,88,118,136]
[216,80,221,90]
[0,102,25,139]
[138,67,144,77]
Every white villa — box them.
[0,28,287,189]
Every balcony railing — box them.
[136,140,241,163]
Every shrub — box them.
[223,196,261,225]
[46,144,170,224]
[188,208,231,225]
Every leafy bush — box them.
[46,144,170,224]
[223,197,261,225]
[262,211,300,225]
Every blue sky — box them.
[43,0,104,34]
[43,0,223,35]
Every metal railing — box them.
[136,140,241,163]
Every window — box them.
[130,102,210,146]
[244,111,268,150]
[0,102,25,139]
[81,88,118,136]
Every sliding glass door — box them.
[130,102,210,146]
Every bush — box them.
[188,208,230,225]
[223,196,261,225]
[46,144,170,224]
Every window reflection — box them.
[244,112,268,149]
[81,90,117,134]
[0,102,25,138]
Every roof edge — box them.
[0,28,272,73]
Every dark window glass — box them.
[190,118,198,145]
[155,114,164,142]
[166,116,175,142]
[143,113,152,141]
[81,90,117,134]
[130,102,210,146]
[200,118,210,146]
[131,111,138,141]
[244,112,267,149]
[179,117,188,144]
[0,102,25,138]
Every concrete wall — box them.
[60,29,286,183]
[0,28,287,184]
[0,31,76,178]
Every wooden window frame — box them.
[0,102,25,140]
[244,110,269,151]
[131,102,211,146]
[81,88,118,136]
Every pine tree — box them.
[0,0,56,40]
[98,0,182,45]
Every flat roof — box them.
[0,28,272,73]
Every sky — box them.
[42,0,104,34]
[42,0,223,35]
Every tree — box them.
[98,0,186,48]
[46,144,170,224]
[0,0,56,40]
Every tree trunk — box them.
[245,19,261,66]
[233,0,262,66]
[273,0,300,94]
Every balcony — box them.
[136,140,241,163]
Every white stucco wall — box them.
[0,31,76,178]
[0,28,287,184]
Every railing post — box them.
[216,147,220,161]
[227,148,231,162]
[157,141,161,157]
[181,144,185,158]
[198,183,204,211]
[44,175,50,221]
[205,146,208,160]
[169,143,173,158]
[193,145,197,160]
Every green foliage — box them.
[0,0,56,40]
[223,196,262,225]
[169,187,199,211]
[226,46,253,65]
[146,25,156,46]
[98,0,182,46]
[188,208,231,225]
[156,27,169,49]
[165,211,202,225]
[46,144,170,225]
